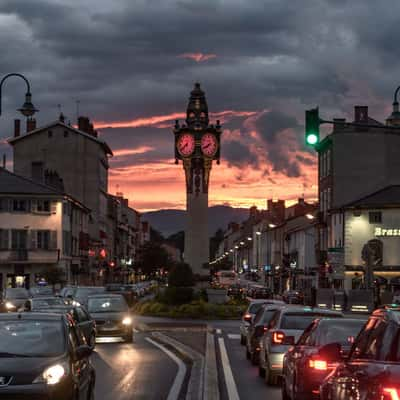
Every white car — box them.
[239,299,285,345]
[258,307,343,385]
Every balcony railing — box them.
[0,248,59,263]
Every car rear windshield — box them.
[317,320,365,346]
[249,303,264,314]
[31,287,53,296]
[262,310,277,324]
[87,296,128,313]
[32,297,67,309]
[76,287,106,297]
[280,313,341,330]
[0,320,65,357]
[6,288,29,299]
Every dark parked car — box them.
[87,294,133,342]
[0,288,29,312]
[282,318,365,400]
[0,312,95,399]
[246,304,284,365]
[283,290,304,304]
[227,284,244,298]
[247,285,272,299]
[320,307,400,400]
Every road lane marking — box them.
[218,337,240,400]
[227,334,241,340]
[216,329,222,334]
[146,337,187,400]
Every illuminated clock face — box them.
[177,133,195,157]
[201,133,218,157]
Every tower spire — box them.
[186,82,209,129]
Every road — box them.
[92,333,180,400]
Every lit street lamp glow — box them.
[269,223,276,228]
[306,213,315,220]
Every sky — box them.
[0,0,399,211]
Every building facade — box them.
[8,115,113,273]
[0,168,89,290]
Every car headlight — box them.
[122,316,132,325]
[72,300,81,307]
[5,302,15,310]
[34,362,69,385]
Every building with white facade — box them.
[0,168,89,290]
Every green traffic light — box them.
[306,133,318,145]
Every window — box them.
[12,199,28,212]
[37,231,50,249]
[31,162,43,182]
[0,230,9,250]
[64,130,69,137]
[369,212,382,224]
[11,230,28,249]
[37,200,50,212]
[48,130,53,138]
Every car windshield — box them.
[317,320,365,346]
[75,287,106,297]
[5,288,29,299]
[31,297,67,309]
[0,320,65,357]
[87,296,128,313]
[281,313,341,330]
[249,303,265,314]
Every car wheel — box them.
[264,356,276,386]
[240,335,246,346]
[124,332,133,343]
[251,350,259,366]
[87,378,95,400]
[88,332,96,349]
[258,365,265,378]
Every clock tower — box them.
[174,83,221,275]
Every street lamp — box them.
[256,231,261,236]
[247,237,252,241]
[0,73,38,117]
[269,223,276,228]
[306,213,315,220]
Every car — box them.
[0,287,29,312]
[32,304,97,348]
[247,285,272,299]
[258,307,343,385]
[0,312,95,399]
[227,284,244,298]
[246,304,284,365]
[240,299,285,345]
[87,293,133,342]
[282,318,365,400]
[320,306,400,400]
[70,286,106,307]
[283,290,304,304]
[29,286,54,297]
[105,283,135,307]
[59,286,77,299]
[23,296,72,311]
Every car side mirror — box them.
[318,342,342,362]
[75,345,93,361]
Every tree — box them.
[168,262,194,287]
[135,241,174,276]
[167,231,184,255]
[150,227,164,244]
[41,266,66,288]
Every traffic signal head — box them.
[305,107,320,147]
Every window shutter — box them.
[50,231,58,249]
[30,230,37,250]
[51,201,57,214]
[31,200,37,213]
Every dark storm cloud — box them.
[1,0,400,180]
[223,141,258,168]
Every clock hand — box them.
[181,143,188,150]
[204,143,211,149]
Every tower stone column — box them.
[174,83,221,275]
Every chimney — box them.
[78,116,90,133]
[354,106,368,123]
[26,117,36,133]
[14,119,20,137]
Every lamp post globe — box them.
[18,92,38,117]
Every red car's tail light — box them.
[308,359,328,371]
[272,331,285,344]
[383,388,400,400]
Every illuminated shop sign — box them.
[375,227,400,237]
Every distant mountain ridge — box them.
[143,205,250,237]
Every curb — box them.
[152,332,204,400]
[204,329,219,400]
